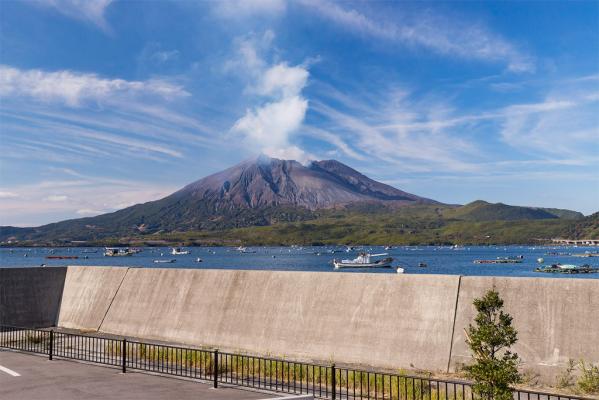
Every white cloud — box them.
[76,208,104,215]
[0,191,19,199]
[233,95,308,149]
[226,30,275,74]
[0,65,189,107]
[229,35,311,162]
[33,0,114,32]
[301,0,534,73]
[151,50,180,63]
[45,195,68,202]
[256,63,309,97]
[213,0,286,19]
[263,146,314,165]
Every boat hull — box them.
[334,260,393,269]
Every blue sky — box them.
[0,0,598,226]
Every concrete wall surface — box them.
[99,269,461,372]
[449,276,599,382]
[0,267,66,327]
[57,266,129,330]
[2,266,598,384]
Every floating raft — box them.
[535,264,599,274]
[473,259,523,264]
[46,255,79,259]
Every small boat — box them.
[196,258,203,263]
[235,246,256,253]
[81,249,98,254]
[418,262,427,268]
[104,247,135,257]
[171,247,190,255]
[154,259,176,263]
[396,267,405,274]
[46,255,79,260]
[333,253,393,269]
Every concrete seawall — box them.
[99,269,461,371]
[0,267,66,327]
[449,276,599,379]
[1,266,598,383]
[57,266,129,331]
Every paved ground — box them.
[0,350,278,400]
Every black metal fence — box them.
[0,325,590,400]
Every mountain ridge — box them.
[0,157,590,244]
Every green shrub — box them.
[463,289,521,400]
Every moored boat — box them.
[333,252,393,269]
[171,247,190,255]
[104,247,136,257]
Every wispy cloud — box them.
[303,73,599,178]
[0,170,177,226]
[308,83,481,172]
[500,87,599,157]
[31,0,115,32]
[212,0,286,19]
[0,192,19,199]
[0,65,189,107]
[151,50,180,63]
[301,0,534,73]
[0,64,223,166]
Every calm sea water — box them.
[1,245,598,278]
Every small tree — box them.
[464,289,521,400]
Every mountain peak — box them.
[177,157,435,210]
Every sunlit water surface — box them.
[1,246,598,278]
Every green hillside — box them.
[3,203,589,247]
[442,200,561,221]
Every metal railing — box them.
[0,325,591,400]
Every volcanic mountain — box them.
[176,156,435,210]
[1,157,437,241]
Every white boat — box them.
[154,259,176,263]
[236,246,256,254]
[333,253,393,269]
[171,247,190,255]
[104,247,135,257]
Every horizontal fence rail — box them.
[0,325,591,400]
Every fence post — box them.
[49,330,54,360]
[213,349,219,388]
[331,364,336,400]
[122,338,127,373]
